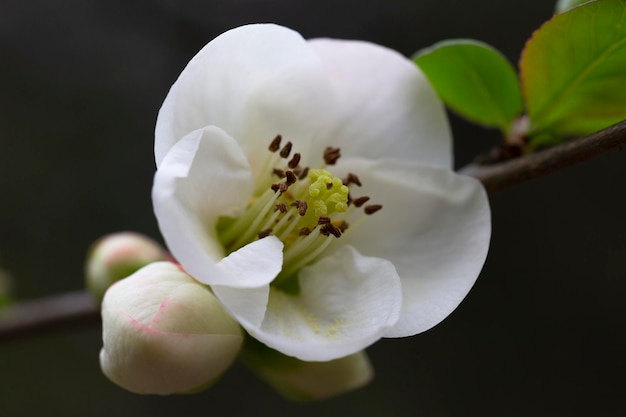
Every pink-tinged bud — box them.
[242,338,373,401]
[85,232,168,303]
[100,262,243,395]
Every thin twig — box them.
[459,120,626,193]
[1,121,626,341]
[0,291,98,341]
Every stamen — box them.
[258,228,273,239]
[271,183,289,193]
[352,196,370,207]
[285,170,297,186]
[321,223,342,238]
[269,135,282,152]
[275,203,288,213]
[318,216,331,225]
[297,166,309,180]
[344,172,362,187]
[273,168,285,178]
[338,220,349,232]
[299,227,311,236]
[364,204,383,215]
[279,141,293,158]
[288,153,301,169]
[323,147,341,165]
[291,200,307,216]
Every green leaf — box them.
[521,0,626,139]
[414,39,523,133]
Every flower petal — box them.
[232,245,402,362]
[155,24,335,172]
[307,38,452,168]
[332,158,490,337]
[153,125,283,288]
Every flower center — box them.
[216,135,381,292]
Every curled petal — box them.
[308,38,452,168]
[153,126,283,288]
[228,246,402,362]
[333,158,491,337]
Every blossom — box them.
[100,262,243,394]
[85,231,168,302]
[152,24,490,362]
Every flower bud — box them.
[85,232,168,303]
[100,262,243,395]
[242,338,373,401]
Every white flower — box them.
[152,24,490,362]
[100,262,243,395]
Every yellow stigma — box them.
[303,169,349,223]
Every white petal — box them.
[332,158,490,337]
[153,125,283,288]
[307,38,452,168]
[155,24,335,171]
[235,245,402,362]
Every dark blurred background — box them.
[1,1,625,416]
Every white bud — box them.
[85,232,167,302]
[243,339,373,401]
[100,262,243,395]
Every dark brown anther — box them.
[271,183,289,193]
[318,216,331,225]
[279,141,293,158]
[352,196,370,207]
[298,201,307,216]
[364,204,383,215]
[338,220,349,232]
[288,153,301,169]
[298,166,310,180]
[326,182,333,190]
[344,172,362,187]
[291,200,307,216]
[258,228,273,239]
[323,147,341,165]
[320,224,341,238]
[275,203,288,213]
[299,227,311,236]
[272,168,285,178]
[269,135,282,152]
[285,170,297,185]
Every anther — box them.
[291,200,307,216]
[269,135,282,152]
[298,166,309,180]
[321,223,342,238]
[352,196,370,207]
[279,141,293,158]
[326,182,333,190]
[344,172,362,187]
[271,183,289,193]
[318,216,331,225]
[285,170,297,186]
[364,204,383,215]
[299,227,311,236]
[288,153,301,169]
[338,221,349,232]
[323,147,341,165]
[275,203,287,213]
[273,168,285,178]
[258,228,273,239]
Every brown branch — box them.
[1,120,626,341]
[459,120,626,193]
[0,291,99,341]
